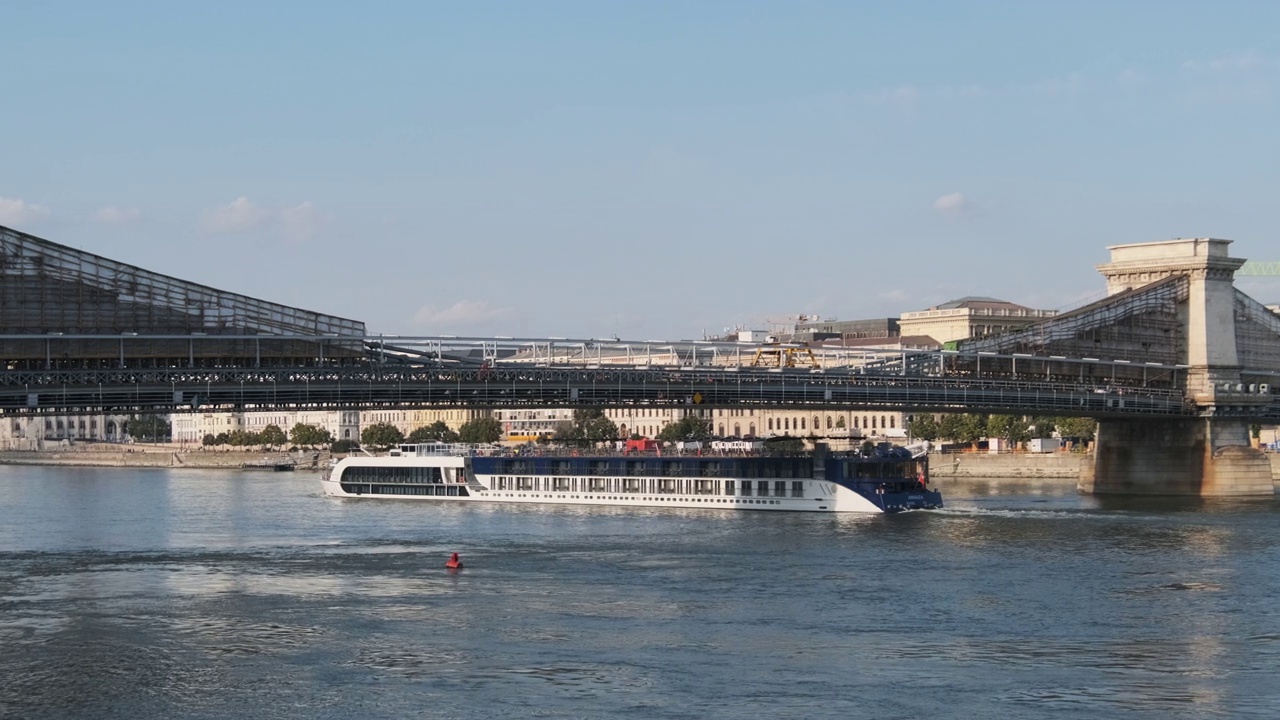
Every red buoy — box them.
[445,552,463,569]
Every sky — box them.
[2,1,1278,338]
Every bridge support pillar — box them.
[1081,417,1273,496]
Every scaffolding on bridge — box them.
[0,224,366,368]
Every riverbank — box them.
[0,448,331,470]
[928,451,1280,486]
[0,449,1276,483]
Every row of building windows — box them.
[340,466,446,483]
[761,415,896,432]
[485,476,806,498]
[341,484,469,497]
[44,419,103,431]
[477,458,814,478]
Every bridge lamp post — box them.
[1081,358,1099,384]
[977,351,996,379]
[1049,353,1070,381]
[1112,359,1130,385]
[1012,353,1032,377]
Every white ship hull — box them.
[321,475,885,513]
[321,444,941,514]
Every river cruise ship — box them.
[322,443,941,514]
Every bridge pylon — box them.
[1084,238,1273,497]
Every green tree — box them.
[227,429,260,447]
[1055,417,1098,443]
[552,421,575,441]
[407,421,459,444]
[1030,416,1057,438]
[940,413,986,447]
[554,409,618,444]
[259,424,287,448]
[764,436,805,453]
[213,431,231,446]
[361,422,405,449]
[458,416,503,443]
[127,414,171,442]
[201,433,217,447]
[906,413,940,441]
[986,414,1032,446]
[290,423,333,448]
[657,415,713,443]
[834,416,846,429]
[330,439,359,454]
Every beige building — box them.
[899,296,1057,344]
[1,413,132,450]
[494,407,578,441]
[361,408,491,438]
[607,407,712,439]
[173,410,362,444]
[710,407,906,442]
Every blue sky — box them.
[2,1,1278,337]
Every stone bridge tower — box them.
[1082,239,1273,496]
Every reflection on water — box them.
[1,466,1280,719]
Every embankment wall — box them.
[0,450,327,469]
[929,452,1090,481]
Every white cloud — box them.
[1183,51,1267,72]
[279,201,328,242]
[932,192,967,215]
[1025,73,1085,96]
[413,300,512,328]
[936,84,991,99]
[862,84,921,107]
[0,197,52,226]
[92,206,142,225]
[200,196,268,234]
[1116,68,1145,86]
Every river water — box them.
[1,466,1279,719]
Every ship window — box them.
[724,481,735,496]
[740,482,751,497]
[791,481,804,498]
[757,481,769,497]
[775,481,787,497]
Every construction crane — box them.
[749,342,822,369]
[1238,262,1280,276]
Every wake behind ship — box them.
[322,443,942,514]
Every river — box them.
[1,465,1278,719]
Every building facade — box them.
[1,413,132,450]
[899,296,1057,344]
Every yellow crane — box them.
[749,342,822,369]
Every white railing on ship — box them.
[390,443,503,457]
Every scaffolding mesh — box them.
[1,224,366,364]
[956,276,1188,364]
[1235,289,1280,373]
